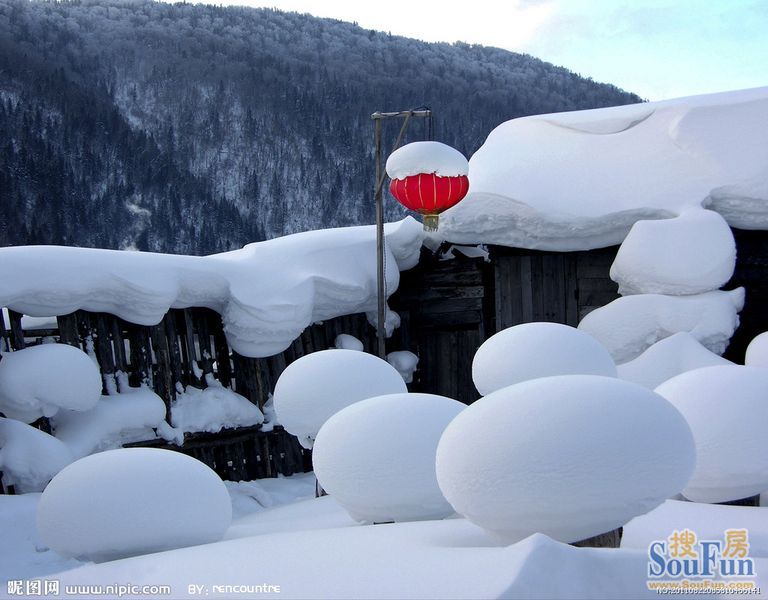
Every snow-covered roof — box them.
[439,86,768,251]
[0,219,424,358]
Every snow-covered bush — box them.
[471,323,616,395]
[436,375,695,544]
[52,388,181,459]
[313,393,464,523]
[617,332,732,389]
[386,351,419,383]
[0,417,73,492]
[578,289,744,363]
[171,380,263,434]
[745,332,768,367]
[273,349,407,449]
[334,334,364,351]
[610,209,736,296]
[0,344,102,423]
[654,365,768,503]
[36,448,231,562]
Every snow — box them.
[224,473,316,521]
[313,393,464,523]
[472,323,617,395]
[0,417,73,493]
[273,349,407,449]
[578,288,744,363]
[436,375,695,544]
[654,365,768,503]
[333,334,363,351]
[438,87,768,251]
[40,503,671,600]
[610,209,736,296]
[51,387,182,459]
[623,499,768,558]
[0,218,424,358]
[3,474,767,598]
[385,141,469,180]
[36,448,232,562]
[0,344,102,423]
[616,332,733,389]
[386,350,419,383]
[171,380,263,434]
[745,331,768,367]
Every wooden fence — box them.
[0,306,383,493]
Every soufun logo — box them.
[648,528,755,578]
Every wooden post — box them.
[7,310,25,350]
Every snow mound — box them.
[386,141,468,179]
[745,332,768,367]
[0,417,73,493]
[52,388,182,459]
[0,344,102,423]
[654,365,768,503]
[386,350,419,383]
[439,87,768,250]
[334,334,363,351]
[610,209,736,296]
[0,218,423,358]
[472,323,616,395]
[313,393,464,523]
[578,288,744,363]
[623,499,768,558]
[36,448,232,562]
[617,332,733,389]
[171,381,263,434]
[436,375,695,544]
[273,350,407,449]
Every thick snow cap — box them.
[0,219,424,358]
[654,365,768,503]
[436,375,694,544]
[0,344,102,423]
[386,142,469,180]
[273,349,407,449]
[472,322,616,396]
[36,448,231,562]
[438,87,768,250]
[313,392,464,523]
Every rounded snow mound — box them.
[617,332,732,390]
[273,350,407,449]
[745,332,768,368]
[0,344,102,423]
[610,209,736,296]
[386,142,469,180]
[472,323,616,395]
[0,417,73,493]
[313,393,464,523]
[36,448,231,562]
[436,375,695,544]
[654,365,768,503]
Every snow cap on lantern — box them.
[386,141,469,231]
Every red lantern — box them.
[389,173,469,231]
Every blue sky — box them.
[173,0,767,101]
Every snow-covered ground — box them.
[2,474,765,599]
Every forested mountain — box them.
[0,0,643,254]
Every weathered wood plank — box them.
[7,310,25,350]
[397,286,485,302]
[56,313,80,348]
[149,321,175,418]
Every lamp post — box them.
[371,109,432,359]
